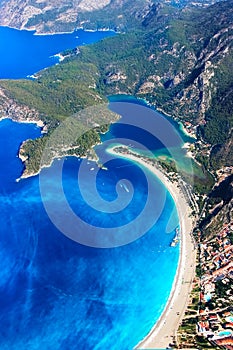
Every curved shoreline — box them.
[0,24,117,36]
[107,147,196,349]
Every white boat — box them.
[122,183,129,193]
[170,227,180,247]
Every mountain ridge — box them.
[0,0,233,348]
[1,0,232,177]
[0,0,227,33]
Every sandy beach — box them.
[108,147,197,349]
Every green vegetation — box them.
[196,263,202,278]
[177,317,197,347]
[201,51,233,165]
[167,19,190,48]
[157,158,177,173]
[21,137,48,175]
[1,56,113,176]
[229,231,233,245]
[21,127,102,175]
[1,60,103,120]
[0,0,232,186]
[195,335,217,349]
[0,1,232,348]
[157,155,214,194]
[193,172,214,195]
[215,280,231,299]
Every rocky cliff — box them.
[0,0,226,33]
[0,0,151,33]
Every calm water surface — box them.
[0,28,181,349]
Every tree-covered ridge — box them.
[16,101,119,177]
[201,50,233,169]
[0,3,232,349]
[2,62,104,120]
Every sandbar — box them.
[108,147,197,349]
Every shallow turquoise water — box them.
[0,27,182,349]
[0,118,179,349]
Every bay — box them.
[0,26,115,79]
[0,116,179,349]
[0,27,181,349]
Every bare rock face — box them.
[0,0,112,33]
[0,0,152,33]
[0,0,227,33]
[78,0,111,11]
[0,87,41,124]
[0,0,224,33]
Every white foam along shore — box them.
[1,24,116,36]
[52,53,65,62]
[107,146,197,349]
[0,24,75,35]
[0,115,45,129]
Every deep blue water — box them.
[0,117,179,349]
[0,26,115,79]
[0,27,182,349]
[105,95,195,150]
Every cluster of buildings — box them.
[198,310,233,349]
[197,222,233,348]
[216,166,233,184]
[183,121,197,139]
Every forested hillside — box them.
[1,0,232,174]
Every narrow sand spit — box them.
[108,147,197,349]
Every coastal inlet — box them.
[0,98,192,349]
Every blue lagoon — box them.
[0,28,185,350]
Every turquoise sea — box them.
[0,27,183,349]
[0,117,180,350]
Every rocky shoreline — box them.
[0,87,45,129]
